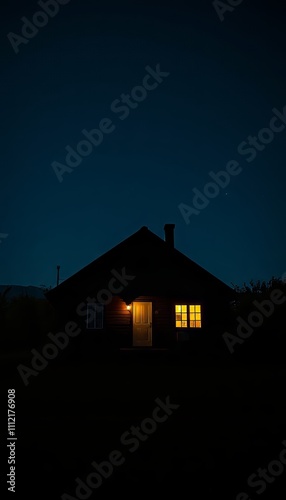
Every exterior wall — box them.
[105,296,132,347]
[102,295,175,347]
[104,295,215,348]
[69,294,231,352]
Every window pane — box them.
[96,305,103,329]
[182,305,187,312]
[189,305,202,328]
[87,303,103,329]
[182,321,187,328]
[87,304,94,329]
[175,305,183,328]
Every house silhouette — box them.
[46,225,235,350]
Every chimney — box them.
[164,224,175,248]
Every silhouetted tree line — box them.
[231,276,286,318]
[223,276,286,361]
[1,287,57,351]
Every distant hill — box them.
[0,285,47,300]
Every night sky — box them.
[1,0,286,289]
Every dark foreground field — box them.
[3,343,286,500]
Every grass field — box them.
[3,346,286,499]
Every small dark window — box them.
[87,303,103,329]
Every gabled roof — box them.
[45,226,235,305]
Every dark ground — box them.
[2,340,286,500]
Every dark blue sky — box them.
[1,0,285,288]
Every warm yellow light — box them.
[175,304,202,328]
[190,305,202,328]
[127,304,131,310]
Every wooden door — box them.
[132,302,152,346]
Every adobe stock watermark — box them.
[51,64,170,183]
[0,233,9,244]
[213,0,244,22]
[179,104,286,224]
[7,0,71,55]
[61,396,180,499]
[223,272,286,354]
[17,267,135,386]
[236,440,286,499]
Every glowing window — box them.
[189,305,201,328]
[175,304,202,328]
[175,304,188,328]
